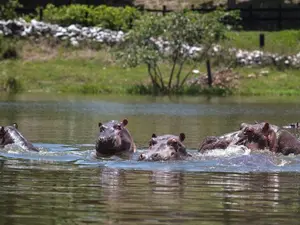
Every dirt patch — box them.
[20,38,102,62]
[187,68,240,89]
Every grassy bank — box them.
[224,30,300,54]
[0,30,300,96]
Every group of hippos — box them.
[1,119,300,161]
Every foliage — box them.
[42,4,141,31]
[218,9,242,30]
[116,10,231,94]
[0,0,22,20]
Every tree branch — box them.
[168,50,179,89]
[154,63,165,90]
[147,63,160,89]
[179,43,214,89]
[175,56,187,89]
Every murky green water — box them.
[1,93,300,225]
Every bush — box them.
[116,10,231,95]
[0,0,22,20]
[42,4,141,31]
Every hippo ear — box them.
[13,123,18,129]
[0,126,4,133]
[152,133,157,138]
[262,122,270,133]
[122,119,128,126]
[179,133,185,142]
[98,122,102,127]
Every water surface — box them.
[1,93,300,225]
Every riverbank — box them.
[0,32,300,96]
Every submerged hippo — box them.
[138,133,191,161]
[0,123,39,152]
[95,119,136,157]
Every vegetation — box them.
[116,10,236,94]
[41,4,141,31]
[0,0,22,20]
[0,37,299,96]
[0,2,300,96]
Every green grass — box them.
[0,32,300,96]
[234,67,300,96]
[0,59,148,94]
[224,30,300,54]
[2,58,300,96]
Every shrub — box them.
[42,4,141,31]
[116,10,232,95]
[0,0,22,20]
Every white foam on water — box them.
[200,145,251,158]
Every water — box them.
[1,93,300,225]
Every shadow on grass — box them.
[126,83,233,96]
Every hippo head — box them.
[240,122,270,150]
[0,123,18,139]
[149,133,185,148]
[96,119,134,156]
[139,133,188,161]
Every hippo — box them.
[198,131,239,153]
[237,122,276,151]
[282,122,300,129]
[0,123,39,152]
[95,119,136,157]
[148,133,185,148]
[243,122,300,155]
[239,121,300,155]
[138,133,191,161]
[198,121,280,153]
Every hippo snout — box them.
[138,150,177,161]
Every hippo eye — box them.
[113,124,121,130]
[149,139,157,147]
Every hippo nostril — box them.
[153,153,159,158]
[171,152,175,156]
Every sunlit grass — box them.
[0,35,300,96]
[224,30,300,54]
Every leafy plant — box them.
[116,10,231,94]
[0,0,22,20]
[42,4,141,31]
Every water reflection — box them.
[1,163,300,224]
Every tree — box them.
[116,10,231,94]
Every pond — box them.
[1,93,300,225]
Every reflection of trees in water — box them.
[149,170,185,199]
[3,166,300,224]
[0,167,102,224]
